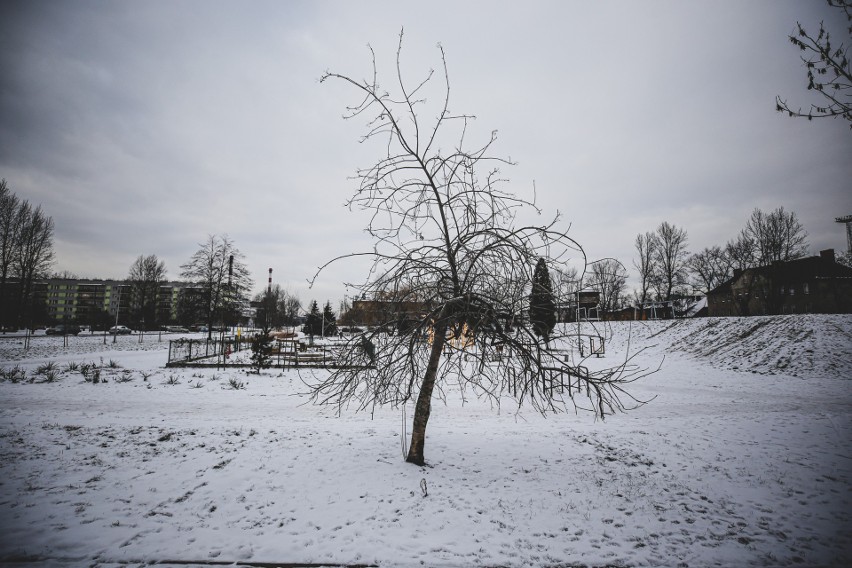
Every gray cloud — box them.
[1,0,850,306]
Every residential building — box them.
[16,278,203,329]
[707,249,852,316]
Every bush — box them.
[0,365,26,383]
[36,362,58,375]
[250,332,273,373]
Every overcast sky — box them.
[2,0,850,308]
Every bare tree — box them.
[14,202,55,327]
[550,264,580,322]
[127,254,167,330]
[282,293,302,327]
[313,33,650,466]
[254,284,298,329]
[589,258,628,313]
[742,207,809,265]
[633,232,657,307]
[0,180,21,329]
[687,246,732,294]
[652,222,689,301]
[776,0,851,127]
[725,233,758,272]
[180,234,252,338]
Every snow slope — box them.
[0,315,850,567]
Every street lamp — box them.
[113,285,122,344]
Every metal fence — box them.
[166,337,344,368]
[166,336,248,366]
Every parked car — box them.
[46,324,81,336]
[163,325,189,333]
[108,325,133,335]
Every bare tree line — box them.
[0,189,272,331]
[626,207,812,310]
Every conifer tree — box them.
[250,331,273,373]
[322,301,337,337]
[529,258,556,343]
[303,300,322,338]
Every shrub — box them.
[35,362,58,375]
[0,365,26,383]
[114,370,134,383]
[80,363,97,381]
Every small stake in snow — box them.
[420,478,428,498]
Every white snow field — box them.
[0,315,850,568]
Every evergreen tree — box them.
[322,301,337,337]
[302,300,322,338]
[529,258,556,343]
[250,331,273,373]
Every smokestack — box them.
[268,268,273,293]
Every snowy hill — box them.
[601,314,852,379]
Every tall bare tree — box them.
[653,222,689,301]
[254,284,297,329]
[776,0,851,127]
[725,233,758,272]
[0,180,21,328]
[550,264,580,322]
[180,234,252,338]
[282,293,302,327]
[127,254,167,330]
[633,232,658,307]
[742,207,809,265]
[589,258,628,313]
[687,246,732,294]
[313,33,649,466]
[14,202,55,327]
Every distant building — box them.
[344,299,430,327]
[707,249,852,316]
[4,278,204,329]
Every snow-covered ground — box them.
[1,315,850,567]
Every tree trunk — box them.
[406,319,448,466]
